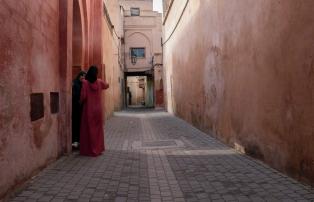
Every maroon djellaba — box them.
[79,65,109,157]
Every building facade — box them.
[102,0,125,117]
[162,0,314,185]
[0,0,123,199]
[0,0,164,198]
[121,0,164,108]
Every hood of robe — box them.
[88,81,99,91]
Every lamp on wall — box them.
[131,55,137,65]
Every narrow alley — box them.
[10,110,314,202]
[1,0,314,201]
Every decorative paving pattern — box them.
[9,109,314,202]
[142,140,177,147]
[132,140,184,150]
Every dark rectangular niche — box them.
[50,92,59,114]
[30,93,44,121]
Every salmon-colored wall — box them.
[0,0,61,198]
[0,0,107,199]
[102,1,124,118]
[58,0,73,157]
[72,0,83,79]
[163,0,314,185]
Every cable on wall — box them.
[162,0,190,46]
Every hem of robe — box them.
[80,149,104,157]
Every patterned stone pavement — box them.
[10,110,314,202]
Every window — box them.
[50,92,59,114]
[131,8,140,16]
[30,93,44,121]
[131,48,145,58]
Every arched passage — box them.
[72,0,83,79]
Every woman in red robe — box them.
[80,65,109,156]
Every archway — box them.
[72,0,83,79]
[71,0,84,149]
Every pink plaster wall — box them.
[58,0,73,156]
[102,0,125,118]
[0,0,112,199]
[72,0,83,78]
[0,0,61,198]
[163,0,314,185]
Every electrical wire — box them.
[162,0,189,46]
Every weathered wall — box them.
[163,0,314,185]
[0,0,108,199]
[103,0,124,118]
[0,0,61,198]
[125,30,153,72]
[72,0,83,79]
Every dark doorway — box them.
[71,0,83,149]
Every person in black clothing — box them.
[127,87,132,106]
[72,71,86,149]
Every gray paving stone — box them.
[8,110,314,202]
[76,199,89,202]
[115,197,127,202]
[23,199,37,202]
[151,199,162,202]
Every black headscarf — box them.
[74,71,86,82]
[85,65,98,83]
[72,70,86,105]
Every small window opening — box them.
[131,8,140,16]
[30,93,44,121]
[131,48,145,58]
[50,92,59,114]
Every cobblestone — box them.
[9,109,314,201]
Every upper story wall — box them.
[121,0,162,72]
[121,0,153,11]
[102,0,124,116]
[104,0,124,40]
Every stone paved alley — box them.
[10,110,314,202]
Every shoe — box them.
[72,142,79,148]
